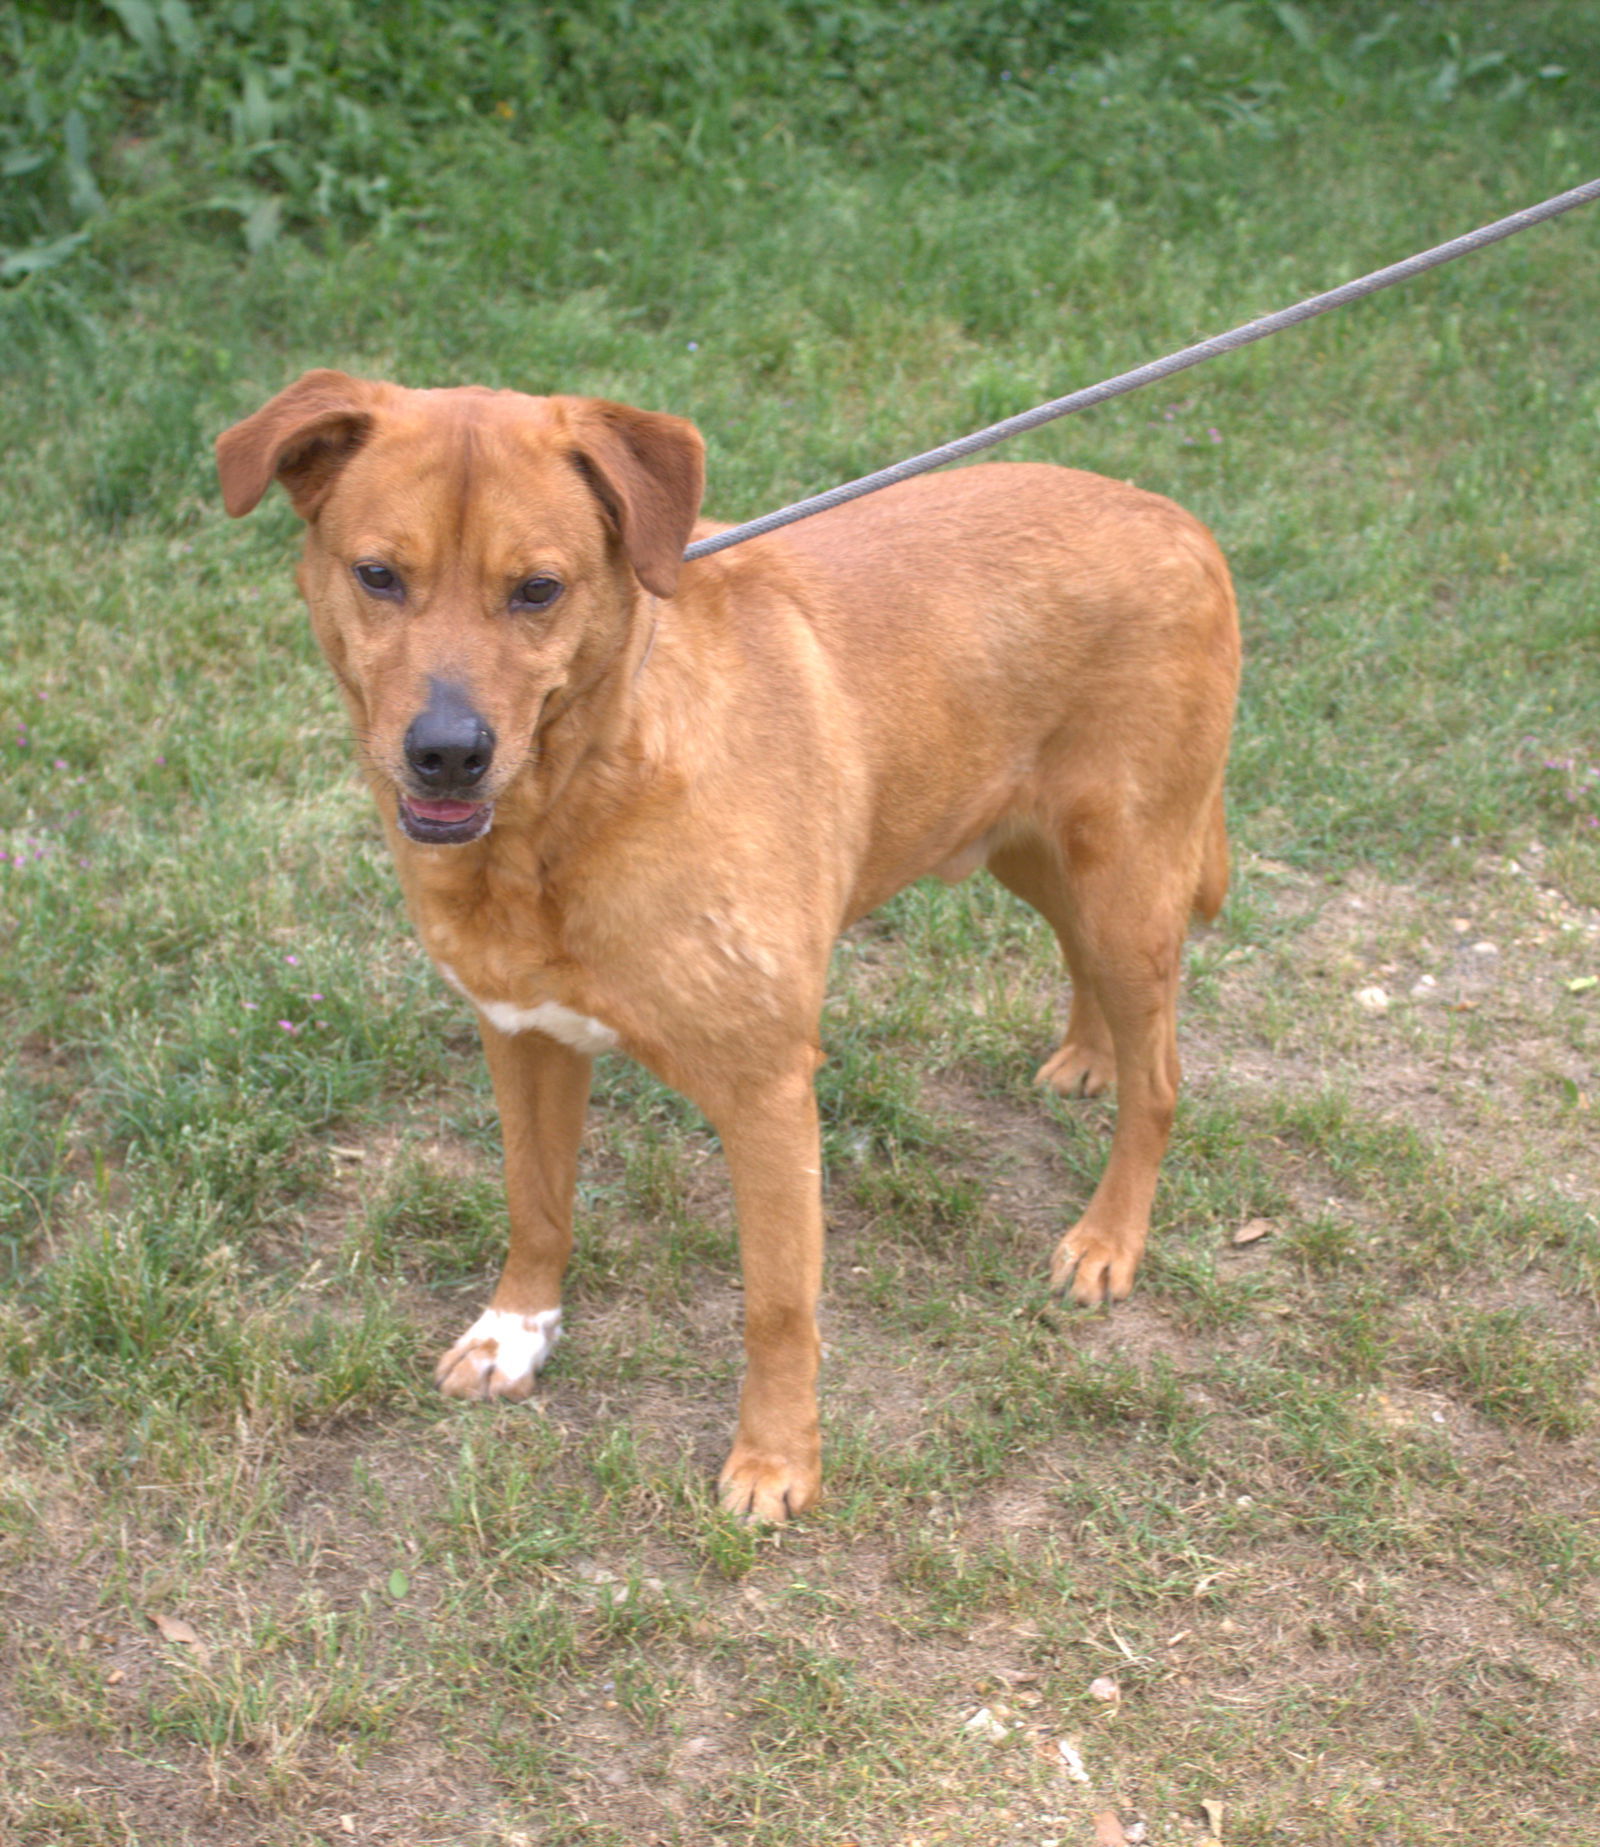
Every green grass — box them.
[4,1,1600,1842]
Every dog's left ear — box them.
[215,369,381,519]
[563,400,706,599]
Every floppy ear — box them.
[215,369,379,519]
[562,399,706,599]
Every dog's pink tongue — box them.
[406,798,481,823]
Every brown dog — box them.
[216,372,1239,1521]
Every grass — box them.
[3,1,1600,1841]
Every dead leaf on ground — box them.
[1093,1811,1129,1846]
[146,1611,210,1665]
[1232,1218,1275,1246]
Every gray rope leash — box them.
[683,177,1600,563]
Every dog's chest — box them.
[406,868,622,1055]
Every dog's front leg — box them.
[706,1058,825,1523]
[435,1024,592,1401]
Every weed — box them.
[351,1149,506,1285]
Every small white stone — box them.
[1056,1736,1091,1782]
[962,1706,1010,1741]
[1470,940,1499,957]
[1354,985,1390,1015]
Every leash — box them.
[682,178,1600,563]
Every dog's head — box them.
[216,371,705,845]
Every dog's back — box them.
[707,463,1240,925]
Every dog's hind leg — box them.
[994,807,1201,1306]
[1045,823,1195,1306]
[435,1026,592,1401]
[1195,784,1230,923]
[988,833,1117,1099]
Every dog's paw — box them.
[1036,1040,1116,1099]
[435,1306,562,1401]
[717,1444,821,1525]
[1050,1223,1143,1306]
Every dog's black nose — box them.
[404,681,495,791]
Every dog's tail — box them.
[1193,786,1229,922]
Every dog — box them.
[215,372,1239,1521]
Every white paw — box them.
[435,1307,562,1401]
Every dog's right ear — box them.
[215,370,379,519]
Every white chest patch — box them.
[479,999,620,1053]
[435,964,618,1054]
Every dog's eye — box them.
[512,575,564,610]
[353,561,401,597]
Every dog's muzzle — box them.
[400,679,496,844]
[397,795,494,845]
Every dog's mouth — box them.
[397,796,495,846]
